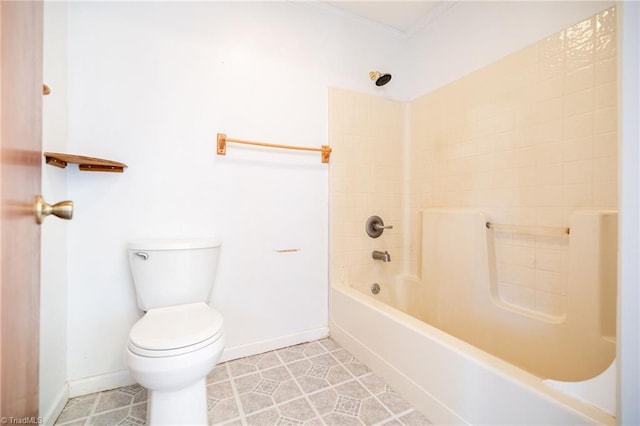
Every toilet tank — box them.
[128,238,221,311]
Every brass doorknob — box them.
[35,195,73,224]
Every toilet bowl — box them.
[125,239,225,425]
[126,303,224,424]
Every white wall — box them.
[40,1,69,421]
[405,1,614,100]
[619,2,640,423]
[64,1,404,389]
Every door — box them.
[0,0,44,417]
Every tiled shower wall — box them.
[408,6,618,318]
[329,7,617,320]
[329,89,405,288]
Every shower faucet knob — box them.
[373,223,393,231]
[366,215,393,238]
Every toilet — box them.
[125,238,225,425]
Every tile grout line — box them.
[224,361,249,426]
[225,354,286,423]
[275,345,328,425]
[371,408,415,426]
[72,395,99,426]
[227,342,349,424]
[230,344,327,423]
[71,388,146,424]
[393,408,419,425]
[125,395,139,424]
[326,346,367,422]
[329,345,421,425]
[285,339,398,425]
[86,392,102,424]
[281,341,372,423]
[326,346,390,425]
[351,373,396,424]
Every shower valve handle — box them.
[373,223,393,231]
[366,216,392,238]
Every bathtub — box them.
[329,209,616,425]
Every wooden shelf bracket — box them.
[44,152,127,173]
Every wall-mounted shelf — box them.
[44,152,127,173]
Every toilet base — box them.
[147,377,208,425]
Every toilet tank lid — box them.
[128,238,221,251]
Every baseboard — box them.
[68,370,136,398]
[219,326,329,362]
[67,327,329,398]
[41,384,69,426]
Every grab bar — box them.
[486,222,570,235]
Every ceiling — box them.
[323,1,447,34]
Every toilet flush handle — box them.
[135,252,149,260]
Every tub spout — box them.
[372,250,391,262]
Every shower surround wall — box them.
[408,6,618,318]
[329,6,618,420]
[329,90,405,288]
[330,7,618,318]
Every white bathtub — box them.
[330,278,613,425]
[329,209,616,425]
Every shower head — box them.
[369,71,392,87]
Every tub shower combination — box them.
[330,208,616,425]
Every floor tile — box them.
[359,397,393,425]
[55,395,97,425]
[276,397,316,422]
[207,364,230,384]
[89,406,130,426]
[398,409,432,425]
[54,338,432,426]
[94,390,135,414]
[376,390,413,415]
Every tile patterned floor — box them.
[55,338,431,426]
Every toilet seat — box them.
[128,302,223,358]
